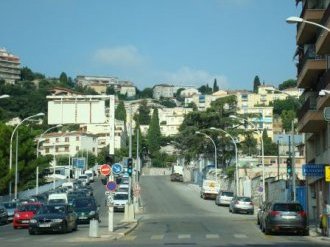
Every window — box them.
[65,147,69,152]
[76,146,79,151]
[45,148,49,154]
[65,137,69,142]
[76,136,79,141]
[56,138,59,143]
[92,148,95,152]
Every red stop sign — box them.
[100,164,111,176]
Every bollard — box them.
[89,219,100,238]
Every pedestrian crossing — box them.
[121,233,248,241]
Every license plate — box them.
[22,220,30,223]
[79,216,88,219]
[39,223,51,227]
[282,215,296,219]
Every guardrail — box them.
[0,180,66,202]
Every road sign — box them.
[325,166,330,182]
[112,163,123,175]
[100,164,111,176]
[106,181,117,191]
[303,164,325,177]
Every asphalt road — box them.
[0,176,329,247]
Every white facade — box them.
[119,85,136,97]
[180,88,199,98]
[0,48,20,84]
[38,132,98,157]
[153,84,176,100]
[80,119,126,152]
[75,75,119,87]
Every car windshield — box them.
[114,194,128,200]
[74,200,94,208]
[237,197,251,202]
[222,192,234,197]
[2,202,17,209]
[39,205,66,214]
[273,203,303,212]
[17,204,41,212]
[49,199,66,204]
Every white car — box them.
[215,190,234,206]
[112,192,128,212]
[84,170,94,182]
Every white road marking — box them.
[151,234,164,240]
[234,234,247,238]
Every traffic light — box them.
[127,158,133,176]
[286,158,292,176]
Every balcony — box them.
[316,70,330,109]
[315,7,330,54]
[297,97,325,133]
[297,45,326,88]
[297,8,325,45]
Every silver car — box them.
[229,196,254,214]
[215,191,234,206]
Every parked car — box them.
[72,197,99,224]
[215,190,234,206]
[113,192,129,212]
[260,202,308,235]
[13,202,42,229]
[0,202,18,222]
[229,196,254,214]
[28,204,78,234]
[0,205,8,225]
[257,201,271,226]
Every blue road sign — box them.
[303,164,325,177]
[112,163,123,175]
[106,181,117,191]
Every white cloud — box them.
[93,45,146,68]
[161,66,228,88]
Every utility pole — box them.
[292,120,296,201]
[277,139,280,180]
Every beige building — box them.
[0,48,20,84]
[119,84,136,97]
[153,84,176,100]
[38,131,98,157]
[185,90,228,111]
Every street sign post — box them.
[100,164,111,176]
[112,163,123,175]
[106,181,117,192]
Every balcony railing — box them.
[297,96,317,121]
[297,44,325,75]
[316,69,330,91]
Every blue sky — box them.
[0,0,301,90]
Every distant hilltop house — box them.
[0,48,21,84]
[75,75,136,97]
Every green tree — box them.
[281,110,296,132]
[115,101,127,122]
[262,130,277,156]
[253,75,261,93]
[159,98,176,108]
[147,108,161,156]
[272,98,300,116]
[138,87,153,98]
[59,72,68,85]
[134,100,151,125]
[213,78,219,92]
[198,84,212,95]
[106,86,116,95]
[175,88,185,102]
[279,79,297,90]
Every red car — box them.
[13,202,42,229]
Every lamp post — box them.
[286,16,330,32]
[195,131,218,183]
[229,115,265,202]
[36,124,62,195]
[0,94,10,99]
[9,112,45,200]
[210,127,239,196]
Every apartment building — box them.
[152,84,176,100]
[0,48,20,84]
[38,131,98,157]
[290,0,330,222]
[75,75,119,87]
[185,90,228,111]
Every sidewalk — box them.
[308,223,330,242]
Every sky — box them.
[0,0,302,91]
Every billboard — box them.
[47,96,106,124]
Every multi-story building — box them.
[38,131,98,157]
[185,90,228,111]
[0,48,20,84]
[75,75,119,87]
[290,0,330,222]
[152,84,176,99]
[119,84,136,98]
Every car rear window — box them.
[273,203,302,212]
[17,204,41,212]
[222,192,234,197]
[237,197,251,202]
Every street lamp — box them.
[195,131,218,183]
[36,124,62,194]
[286,16,330,32]
[9,112,45,200]
[0,94,10,99]
[229,115,265,202]
[210,127,239,196]
[319,89,330,96]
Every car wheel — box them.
[73,221,78,231]
[264,224,271,235]
[62,222,68,233]
[257,218,260,225]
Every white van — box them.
[61,182,74,192]
[84,170,94,182]
[48,193,68,204]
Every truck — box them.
[200,179,220,200]
[170,165,184,182]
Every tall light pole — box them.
[286,16,330,32]
[195,131,218,184]
[36,124,62,194]
[229,115,265,202]
[210,127,239,196]
[0,94,10,99]
[9,112,45,199]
